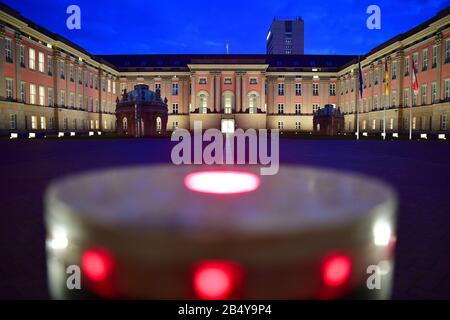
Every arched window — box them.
[156,116,162,132]
[247,92,259,114]
[122,117,128,131]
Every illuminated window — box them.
[38,52,44,72]
[29,48,35,70]
[31,116,37,129]
[431,83,437,104]
[441,114,448,130]
[6,78,13,99]
[295,103,301,114]
[40,116,46,129]
[421,85,427,105]
[313,104,319,113]
[38,86,45,106]
[422,48,428,71]
[30,84,36,104]
[249,78,258,85]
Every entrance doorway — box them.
[221,119,235,134]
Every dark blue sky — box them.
[4,0,448,55]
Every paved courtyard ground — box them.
[0,137,449,299]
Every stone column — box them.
[190,72,195,111]
[235,72,241,112]
[209,73,214,111]
[215,73,221,112]
[241,72,247,111]
[261,73,266,112]
[0,23,5,99]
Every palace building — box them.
[0,3,449,136]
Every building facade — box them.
[266,17,305,55]
[0,4,449,136]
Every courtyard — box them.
[0,137,449,299]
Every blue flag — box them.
[358,59,363,99]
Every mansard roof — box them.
[96,54,358,72]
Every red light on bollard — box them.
[82,248,115,282]
[192,260,243,300]
[322,254,352,287]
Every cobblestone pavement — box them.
[0,138,449,299]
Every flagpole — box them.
[409,101,412,140]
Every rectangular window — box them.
[78,95,83,109]
[38,52,45,72]
[445,79,450,101]
[69,66,74,82]
[155,83,161,91]
[20,45,25,67]
[60,90,65,107]
[31,116,37,130]
[107,79,111,92]
[70,93,75,108]
[5,38,12,62]
[278,121,284,130]
[49,117,54,130]
[431,83,437,104]
[404,57,410,76]
[73,119,77,130]
[278,83,284,96]
[422,48,428,71]
[224,78,232,85]
[278,103,284,114]
[295,103,301,114]
[441,114,448,130]
[172,121,179,130]
[10,114,17,130]
[6,78,13,99]
[47,56,52,75]
[412,91,418,106]
[63,118,68,130]
[295,83,302,96]
[40,116,46,130]
[421,84,427,105]
[60,61,65,79]
[20,81,26,102]
[374,95,378,110]
[249,78,258,85]
[172,103,179,114]
[313,83,319,96]
[404,89,409,107]
[412,117,417,130]
[313,104,319,113]
[432,46,437,68]
[392,62,397,79]
[30,84,36,104]
[29,48,35,70]
[199,78,207,85]
[392,91,397,107]
[39,86,45,106]
[172,83,178,96]
[413,53,419,70]
[295,122,301,130]
[329,83,336,96]
[48,88,53,107]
